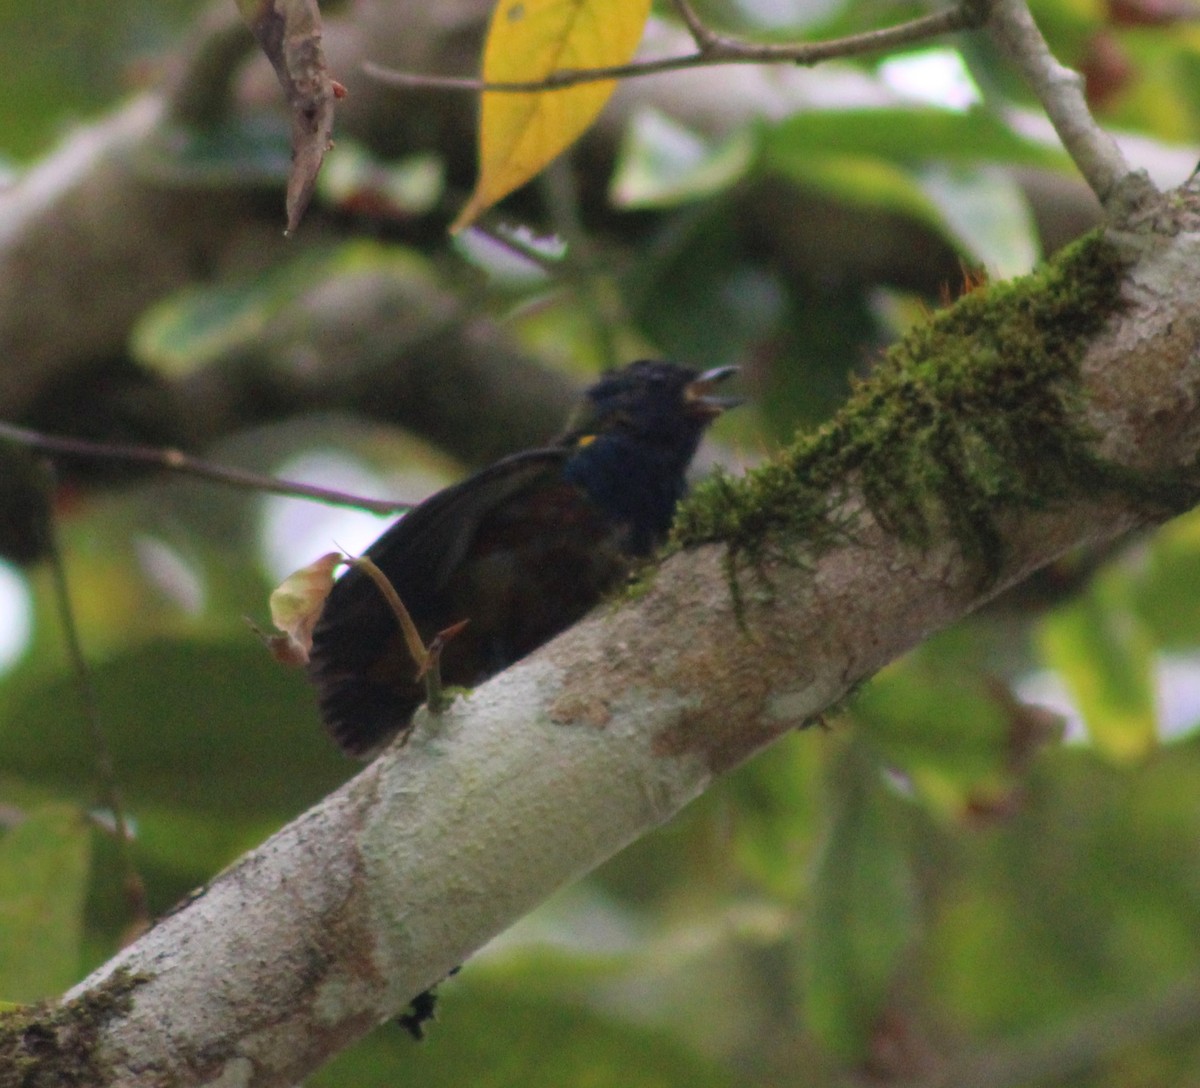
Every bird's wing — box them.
[316,447,570,639]
[366,448,572,595]
[306,448,571,757]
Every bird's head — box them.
[562,360,741,455]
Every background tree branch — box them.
[985,0,1149,209]
[6,2,1200,1085]
[9,0,1189,506]
[30,189,1200,1086]
[361,4,980,92]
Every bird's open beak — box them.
[684,366,743,418]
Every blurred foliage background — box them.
[2,0,1200,1084]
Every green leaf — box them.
[928,745,1200,1035]
[131,241,437,377]
[1039,584,1158,762]
[318,142,444,218]
[768,149,943,224]
[0,0,197,160]
[145,116,293,188]
[914,165,1041,277]
[763,106,1066,265]
[315,976,745,1088]
[855,664,1012,806]
[766,151,1042,275]
[765,106,1068,170]
[1133,507,1200,649]
[610,108,755,208]
[0,804,92,1002]
[728,732,823,901]
[625,204,785,369]
[805,738,918,1059]
[0,640,348,823]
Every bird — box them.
[307,359,740,758]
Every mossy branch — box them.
[0,969,148,1088]
[30,193,1200,1088]
[673,230,1197,587]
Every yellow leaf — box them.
[452,0,652,231]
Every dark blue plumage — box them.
[307,360,739,758]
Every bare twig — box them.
[986,0,1156,211]
[669,0,722,51]
[54,211,1200,1084]
[364,5,981,93]
[0,421,411,514]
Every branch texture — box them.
[2,0,1143,497]
[45,192,1200,1087]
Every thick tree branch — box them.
[27,192,1200,1086]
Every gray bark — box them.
[49,196,1200,1086]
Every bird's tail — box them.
[308,664,417,760]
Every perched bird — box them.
[307,360,740,758]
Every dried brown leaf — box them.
[237,0,337,232]
[266,551,343,665]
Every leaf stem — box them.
[349,556,429,669]
[348,558,469,720]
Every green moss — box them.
[0,968,149,1088]
[673,231,1192,583]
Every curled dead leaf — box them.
[265,551,344,666]
[237,0,337,232]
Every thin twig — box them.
[0,421,411,514]
[39,461,151,937]
[986,0,1155,210]
[669,0,721,51]
[364,5,981,94]
[349,556,429,671]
